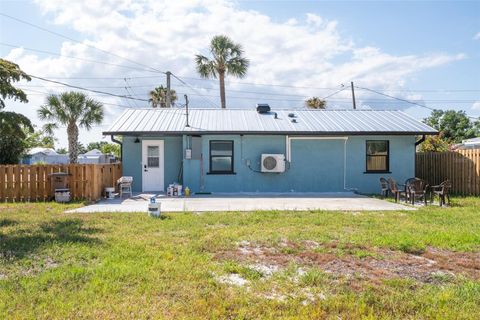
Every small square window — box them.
[209,140,234,173]
[366,140,389,172]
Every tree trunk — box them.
[219,71,226,109]
[67,121,79,164]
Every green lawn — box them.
[1,198,479,319]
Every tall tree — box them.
[0,58,31,108]
[305,97,327,109]
[38,91,104,164]
[85,141,120,157]
[56,147,68,154]
[195,35,249,109]
[417,134,450,152]
[149,85,177,108]
[0,59,33,164]
[86,141,108,151]
[423,110,480,143]
[23,125,57,150]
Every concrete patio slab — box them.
[66,192,414,213]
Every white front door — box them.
[142,140,164,192]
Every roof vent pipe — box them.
[256,103,270,114]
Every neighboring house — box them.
[455,137,480,149]
[78,149,116,164]
[22,147,69,164]
[22,147,116,165]
[103,107,437,194]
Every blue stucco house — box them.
[103,107,437,194]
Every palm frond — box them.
[195,55,217,79]
[79,98,104,130]
[43,123,59,135]
[226,57,249,78]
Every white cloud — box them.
[472,101,480,110]
[306,13,323,26]
[2,0,466,147]
[474,32,480,40]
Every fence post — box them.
[0,166,5,202]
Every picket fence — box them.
[0,163,122,202]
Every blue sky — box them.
[1,0,479,147]
[239,1,479,96]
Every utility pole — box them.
[166,71,172,108]
[184,94,190,127]
[351,81,356,110]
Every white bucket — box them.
[148,202,161,217]
[105,187,115,199]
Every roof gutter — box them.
[102,131,439,137]
[110,135,122,161]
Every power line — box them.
[355,86,436,111]
[361,88,480,93]
[21,88,140,109]
[171,73,220,108]
[16,83,325,98]
[179,75,340,90]
[0,12,165,74]
[25,73,150,102]
[123,78,141,108]
[322,86,348,100]
[15,83,480,103]
[355,85,479,119]
[18,80,477,105]
[0,43,163,73]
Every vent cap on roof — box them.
[256,103,270,114]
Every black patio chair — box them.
[387,178,407,203]
[408,179,429,206]
[403,177,418,203]
[379,177,390,198]
[430,180,452,206]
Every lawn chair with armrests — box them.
[404,177,419,203]
[117,176,133,198]
[430,180,452,207]
[408,179,429,206]
[379,177,390,198]
[387,178,407,203]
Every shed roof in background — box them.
[28,147,58,155]
[103,109,437,136]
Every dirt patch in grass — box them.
[215,240,480,284]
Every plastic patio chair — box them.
[379,177,390,198]
[387,178,407,203]
[430,180,452,206]
[408,179,429,206]
[117,176,133,198]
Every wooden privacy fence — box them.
[0,163,122,202]
[416,150,480,196]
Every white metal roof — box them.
[28,147,58,155]
[103,108,437,136]
[462,137,480,147]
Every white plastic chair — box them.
[117,176,133,198]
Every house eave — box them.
[102,130,439,136]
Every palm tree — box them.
[38,91,103,164]
[305,97,327,109]
[195,35,249,109]
[149,85,177,108]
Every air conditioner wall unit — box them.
[261,154,285,173]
